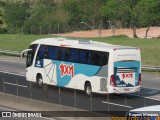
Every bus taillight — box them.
[137,73,142,86]
[110,74,116,87]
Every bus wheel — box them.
[85,83,92,96]
[37,74,43,87]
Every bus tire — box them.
[85,82,92,96]
[37,74,43,87]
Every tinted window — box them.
[26,44,38,67]
[92,52,100,65]
[68,48,80,62]
[37,45,48,59]
[26,51,33,67]
[48,46,58,60]
[100,52,109,65]
[35,45,109,66]
[30,44,38,52]
[59,47,69,61]
[79,50,91,64]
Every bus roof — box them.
[31,38,138,51]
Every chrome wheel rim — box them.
[86,86,91,95]
[38,78,43,87]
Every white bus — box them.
[21,38,141,96]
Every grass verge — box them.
[88,35,160,66]
[0,34,160,66]
[0,34,53,51]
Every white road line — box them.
[142,75,152,76]
[0,70,25,77]
[4,82,28,88]
[152,78,160,80]
[152,96,160,98]
[0,59,25,63]
[101,101,133,108]
[0,106,14,111]
[129,94,160,101]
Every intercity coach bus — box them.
[21,38,141,96]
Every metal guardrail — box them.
[142,65,160,72]
[0,49,160,72]
[0,49,21,56]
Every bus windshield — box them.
[26,44,38,67]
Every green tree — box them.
[64,0,105,31]
[24,0,70,34]
[4,1,29,33]
[0,1,7,33]
[24,3,51,34]
[135,0,160,38]
[2,0,160,34]
[102,0,141,37]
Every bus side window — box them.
[86,51,91,64]
[68,48,80,62]
[37,45,48,60]
[92,52,100,65]
[79,50,91,64]
[79,50,86,64]
[74,49,80,62]
[100,52,109,66]
[37,45,45,60]
[68,49,74,62]
[44,46,48,59]
[48,46,58,60]
[59,48,69,61]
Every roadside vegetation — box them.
[1,0,160,37]
[0,34,159,66]
[0,34,53,51]
[0,0,160,68]
[90,36,160,66]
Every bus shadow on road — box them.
[130,87,160,97]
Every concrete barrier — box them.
[0,92,80,111]
[0,92,110,120]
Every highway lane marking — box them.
[0,106,14,111]
[0,59,25,63]
[1,70,160,105]
[152,78,160,80]
[4,82,28,88]
[151,96,160,99]
[0,70,25,77]
[129,94,160,101]
[143,77,160,80]
[101,101,133,108]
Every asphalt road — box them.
[0,57,25,75]
[1,56,160,90]
[0,56,160,117]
